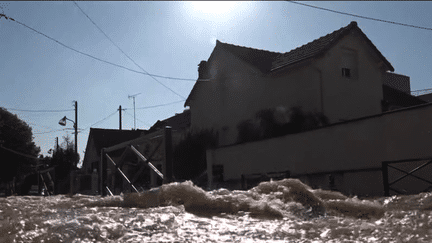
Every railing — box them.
[382,157,432,196]
[411,88,432,97]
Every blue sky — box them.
[1,1,432,166]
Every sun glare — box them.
[191,1,238,15]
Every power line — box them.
[124,100,186,110]
[33,128,68,135]
[81,110,119,131]
[3,107,74,113]
[0,145,40,160]
[73,2,187,99]
[124,110,151,127]
[287,1,432,31]
[2,13,196,83]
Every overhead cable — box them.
[73,1,188,98]
[3,107,74,113]
[81,110,119,131]
[124,110,151,127]
[0,145,40,160]
[288,1,432,31]
[33,128,68,135]
[2,13,196,83]
[125,100,185,110]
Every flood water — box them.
[1,178,432,242]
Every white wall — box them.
[207,103,432,196]
[191,30,389,147]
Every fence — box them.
[99,127,174,196]
[382,157,432,196]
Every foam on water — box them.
[116,178,384,220]
[2,178,432,242]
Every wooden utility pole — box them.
[74,101,78,155]
[118,105,122,130]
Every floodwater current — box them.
[1,178,432,242]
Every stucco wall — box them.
[315,30,384,123]
[207,103,432,196]
[190,44,267,145]
[190,30,388,147]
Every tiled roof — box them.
[383,85,427,109]
[149,109,191,132]
[271,21,394,72]
[82,128,147,171]
[217,40,282,73]
[87,128,145,155]
[185,21,395,107]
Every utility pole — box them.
[74,101,78,155]
[128,93,141,130]
[56,137,59,154]
[118,105,124,130]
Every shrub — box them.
[172,129,218,181]
[236,106,329,144]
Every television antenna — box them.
[128,93,141,130]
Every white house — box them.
[185,21,424,147]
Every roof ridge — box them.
[217,40,282,55]
[282,21,355,56]
[269,21,396,72]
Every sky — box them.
[1,1,432,166]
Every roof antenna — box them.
[128,93,141,130]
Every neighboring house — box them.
[148,109,191,133]
[185,21,423,146]
[382,85,426,112]
[418,92,432,103]
[81,128,146,174]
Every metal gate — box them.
[382,157,432,196]
[99,126,173,196]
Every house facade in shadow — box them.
[185,21,425,147]
[185,21,431,196]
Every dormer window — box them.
[342,68,351,78]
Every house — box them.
[81,128,146,175]
[185,21,425,146]
[418,92,432,103]
[79,112,190,195]
[148,109,191,133]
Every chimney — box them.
[198,60,207,80]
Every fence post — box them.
[164,126,173,184]
[382,161,389,197]
[206,149,213,190]
[100,148,107,196]
[241,174,246,190]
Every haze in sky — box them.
[1,1,431,165]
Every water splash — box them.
[2,179,432,242]
[92,178,385,220]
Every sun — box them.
[190,1,238,15]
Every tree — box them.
[49,135,79,194]
[0,107,40,183]
[236,106,329,144]
[173,129,218,183]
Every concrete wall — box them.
[207,103,432,196]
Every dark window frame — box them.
[342,68,351,78]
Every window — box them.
[342,68,351,78]
[340,48,357,79]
